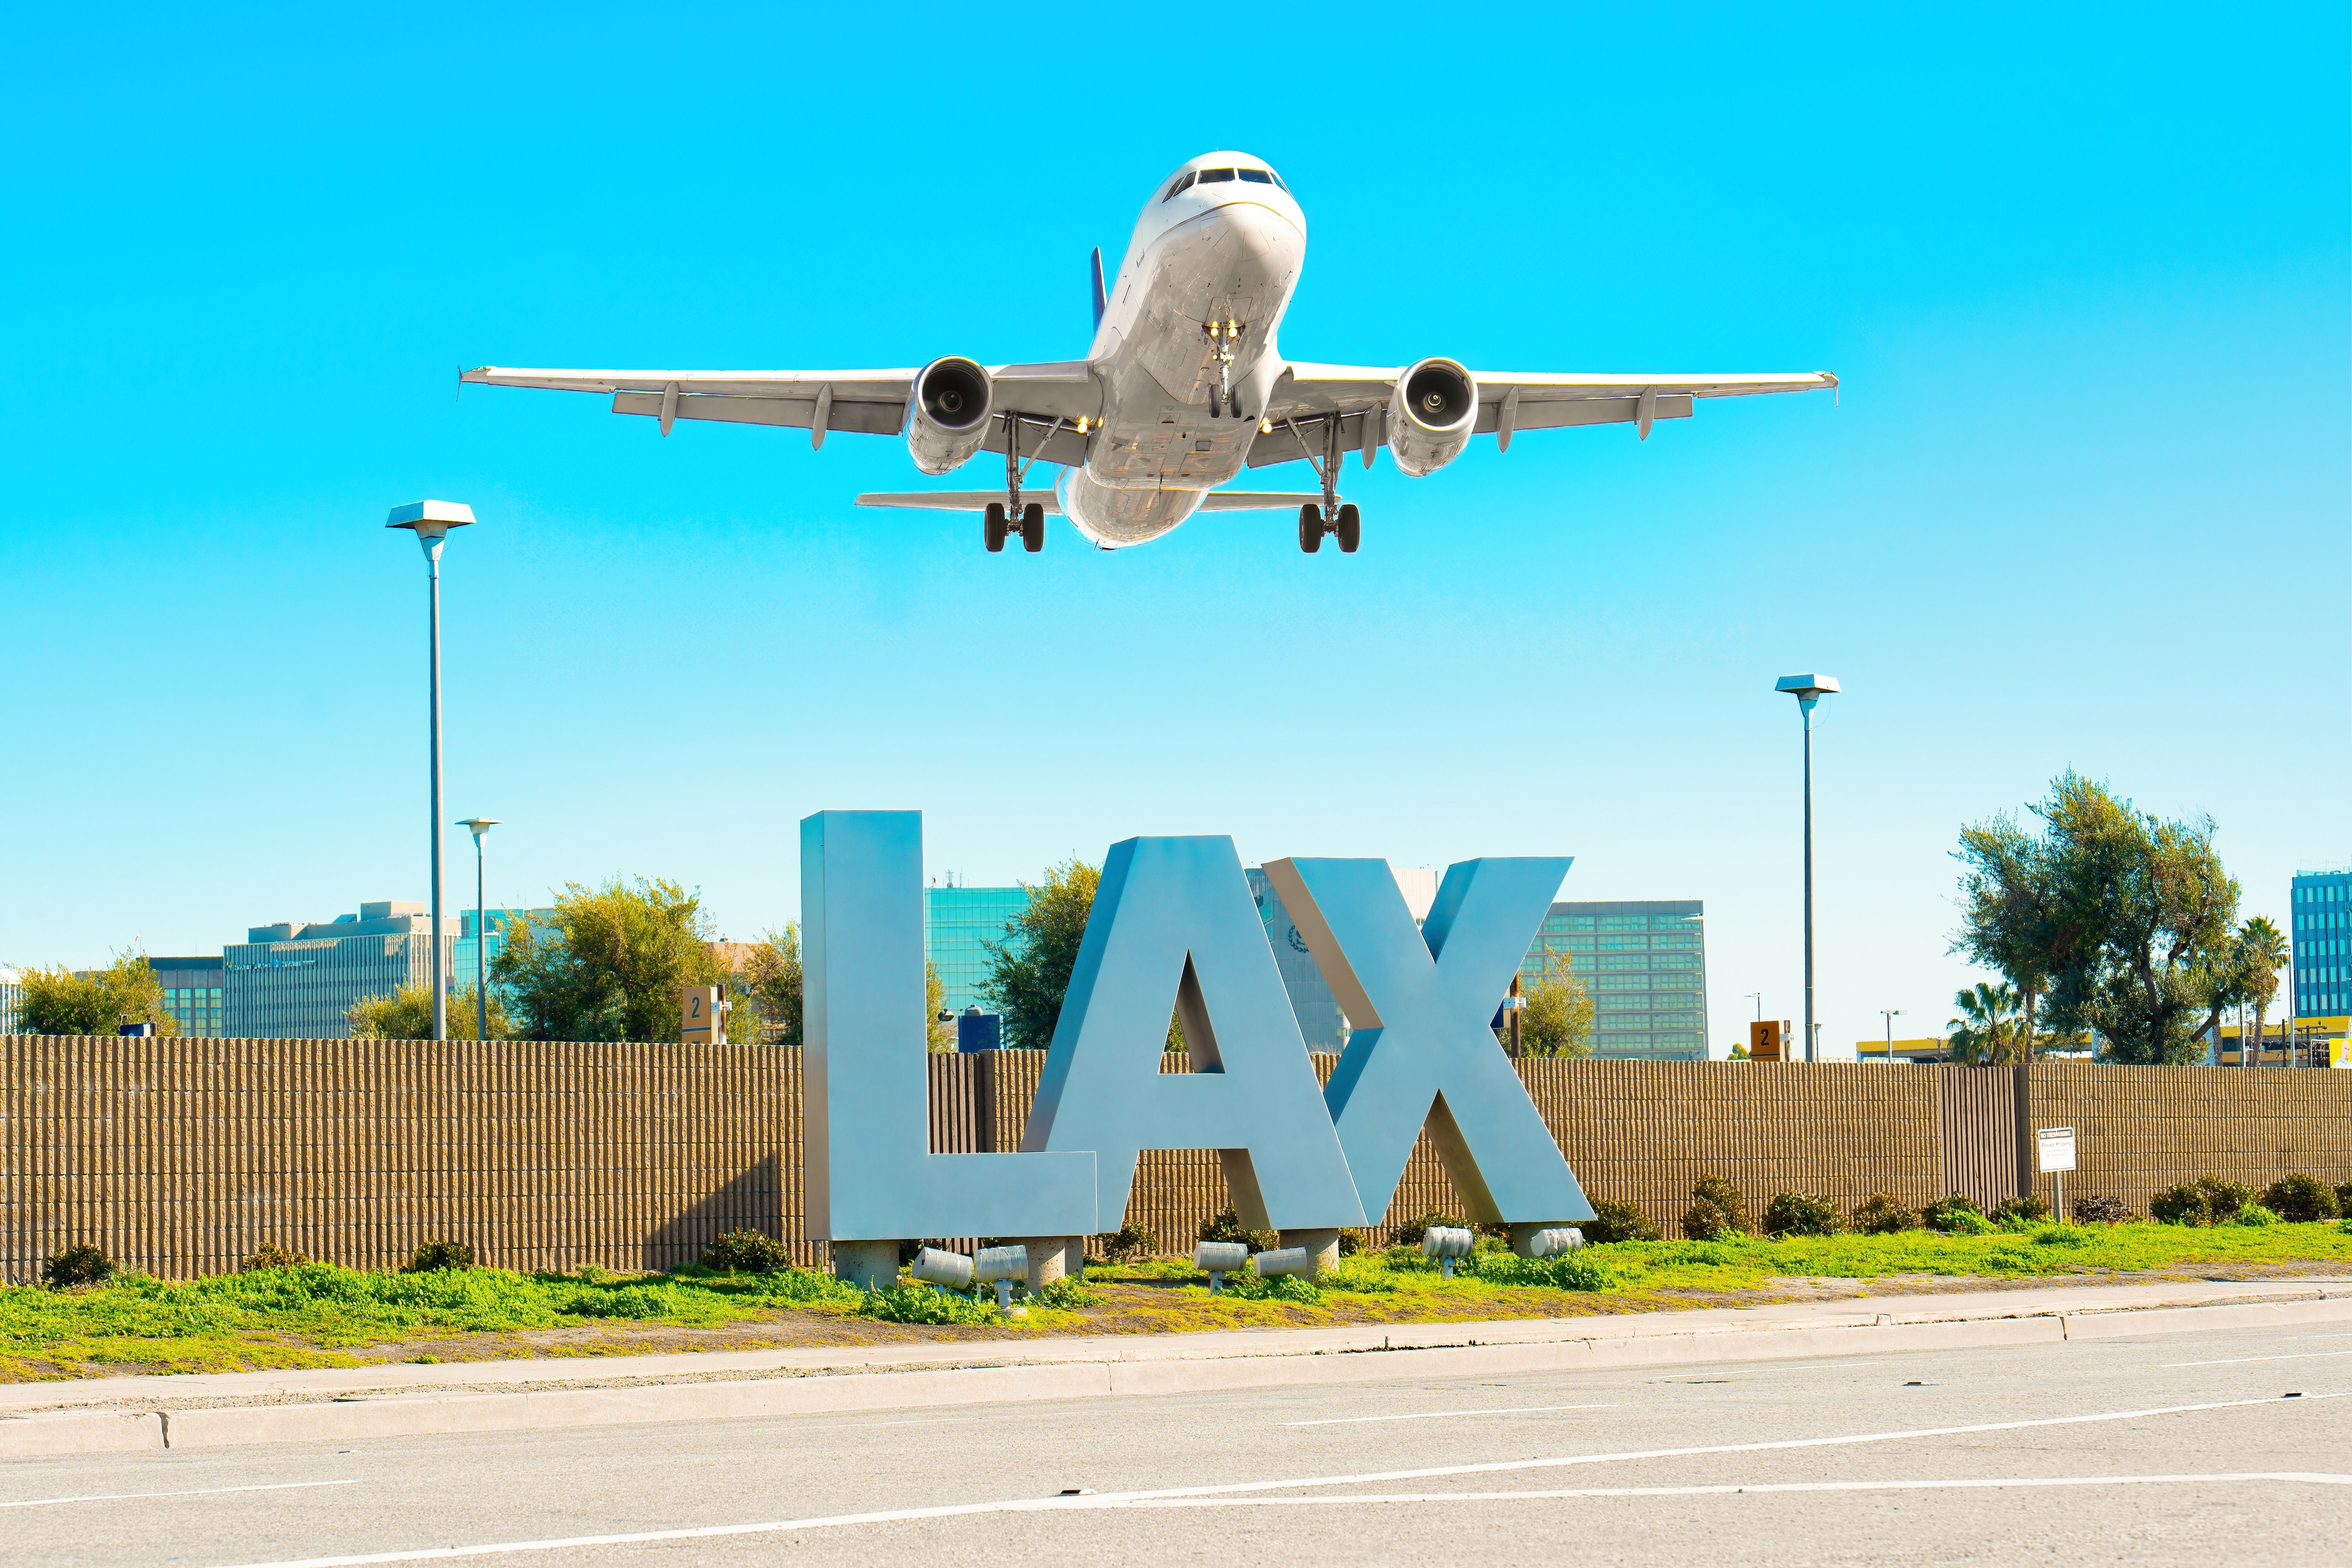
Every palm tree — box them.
[1948,981,2021,1065]
[2237,916,2289,1068]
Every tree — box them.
[15,953,176,1036]
[980,858,1102,1050]
[1947,981,2020,1065]
[1951,773,2241,1067]
[346,983,511,1040]
[740,924,803,1044]
[926,961,953,1052]
[2233,915,2288,1068]
[1513,950,1594,1058]
[493,877,732,1043]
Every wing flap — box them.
[856,492,1064,514]
[613,391,905,436]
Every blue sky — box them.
[3,6,2345,1058]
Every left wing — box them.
[1248,364,1837,467]
[459,362,1099,455]
[857,490,1323,513]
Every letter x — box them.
[1262,856,1592,1228]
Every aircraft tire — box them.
[1230,388,1244,419]
[984,503,1007,553]
[1298,504,1322,553]
[1336,503,1360,553]
[1020,503,1044,552]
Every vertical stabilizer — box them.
[1090,247,1107,330]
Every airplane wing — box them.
[459,362,1100,456]
[857,490,1324,513]
[1247,364,1837,467]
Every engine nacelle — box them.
[1385,357,1479,477]
[904,356,994,475]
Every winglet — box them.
[1090,248,1107,331]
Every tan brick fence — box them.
[2,1036,2345,1283]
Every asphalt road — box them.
[4,1320,2348,1567]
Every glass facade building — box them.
[0,967,20,1033]
[1520,900,1707,1061]
[2291,867,2352,1021]
[923,885,1034,1016]
[150,954,227,1037]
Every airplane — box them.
[460,152,1835,555]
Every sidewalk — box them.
[4,1275,2345,1458]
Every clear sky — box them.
[4,7,2345,1058]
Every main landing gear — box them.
[1298,502,1360,554]
[984,501,1044,553]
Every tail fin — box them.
[1090,247,1107,330]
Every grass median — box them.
[6,1221,2348,1383]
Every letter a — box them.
[802,811,1095,1241]
[1262,856,1591,1229]
[1024,837,1366,1231]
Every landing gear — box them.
[984,417,1060,554]
[984,503,1008,553]
[1204,316,1245,421]
[1286,414,1361,554]
[1298,504,1322,553]
[1020,503,1044,552]
[1334,502,1360,554]
[1229,387,1244,420]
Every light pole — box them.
[1880,1007,1901,1063]
[457,818,500,1039]
[387,500,476,1043]
[1774,673,1841,1064]
[1743,992,1763,1021]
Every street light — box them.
[457,818,501,1040]
[1774,673,1842,1064]
[1880,1007,1901,1064]
[387,500,476,1043]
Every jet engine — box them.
[1385,357,1479,476]
[904,356,994,475]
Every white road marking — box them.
[1284,1403,1615,1427]
[204,1392,2341,1568]
[2164,1349,2352,1367]
[4,1479,358,1510]
[1124,1472,2352,1506]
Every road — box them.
[3,1318,2347,1566]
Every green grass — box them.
[7,1221,2347,1382]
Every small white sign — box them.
[2036,1125,2078,1174]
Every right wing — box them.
[856,490,1323,513]
[459,362,1100,457]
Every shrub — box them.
[1583,1201,1662,1244]
[240,1243,309,1272]
[1919,1194,1986,1233]
[42,1243,116,1290]
[1098,1221,1159,1263]
[2336,1182,2352,1217]
[1762,1191,1844,1238]
[1197,1206,1277,1253]
[1991,1195,2050,1225]
[2233,1202,2279,1227]
[1387,1210,1466,1249]
[1337,1229,1365,1257]
[2070,1196,2131,1225]
[1682,1175,1749,1240]
[1221,1270,1320,1304]
[2196,1175,2255,1216]
[1851,1194,1919,1235]
[1033,1275,1104,1309]
[2260,1174,2341,1224]
[1474,1252,1613,1291]
[403,1240,475,1273]
[2150,1183,2210,1226]
[704,1230,788,1274]
[856,1282,997,1325]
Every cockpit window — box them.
[1162,170,1197,201]
[1196,167,1236,184]
[1268,169,1288,191]
[1237,168,1273,185]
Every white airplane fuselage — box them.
[1056,154,1305,547]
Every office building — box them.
[223,900,457,1038]
[150,955,227,1037]
[0,967,21,1034]
[2292,867,2352,1023]
[1521,900,1708,1061]
[924,883,1033,1016]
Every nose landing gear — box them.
[1204,317,1246,418]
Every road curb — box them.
[9,1289,2348,1456]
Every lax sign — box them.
[802,811,1594,1241]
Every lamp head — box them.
[456,817,501,843]
[386,500,476,561]
[1774,672,1842,717]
